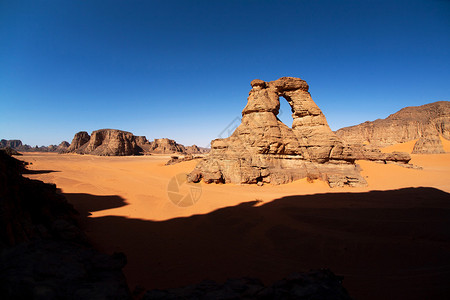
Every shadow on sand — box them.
[23,169,60,174]
[63,187,450,300]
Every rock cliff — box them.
[65,129,144,156]
[412,134,445,154]
[189,77,411,187]
[335,101,450,148]
[148,138,186,154]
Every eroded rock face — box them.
[65,129,143,156]
[335,101,450,147]
[66,131,91,152]
[189,77,411,187]
[149,138,186,154]
[412,134,445,154]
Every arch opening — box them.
[278,95,295,128]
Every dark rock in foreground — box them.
[0,151,131,299]
[143,269,352,300]
[0,147,22,156]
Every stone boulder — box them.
[189,77,411,187]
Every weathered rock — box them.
[0,139,23,149]
[0,147,21,156]
[65,129,143,156]
[335,101,450,147]
[142,269,352,300]
[165,154,201,166]
[149,138,186,154]
[186,144,209,154]
[56,141,70,152]
[66,131,91,152]
[190,77,410,187]
[412,134,445,154]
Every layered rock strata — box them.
[412,134,445,154]
[189,77,411,187]
[335,101,450,148]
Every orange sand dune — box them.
[20,150,450,300]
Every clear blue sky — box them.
[1,0,449,147]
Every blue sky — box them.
[1,0,449,147]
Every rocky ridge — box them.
[335,101,450,153]
[189,77,411,187]
[64,130,209,156]
[1,139,70,153]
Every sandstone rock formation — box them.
[0,139,23,149]
[56,141,70,152]
[412,134,445,154]
[186,144,209,154]
[0,139,72,153]
[65,129,144,156]
[0,151,131,299]
[335,101,450,148]
[0,147,21,156]
[148,138,186,154]
[189,77,411,187]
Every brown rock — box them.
[66,131,90,152]
[148,138,186,154]
[412,134,445,154]
[335,101,450,147]
[65,129,143,156]
[190,77,410,187]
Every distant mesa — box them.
[189,77,412,187]
[64,129,209,156]
[0,139,70,153]
[335,101,450,154]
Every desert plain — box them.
[20,138,450,300]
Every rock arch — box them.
[189,77,411,187]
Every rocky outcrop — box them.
[65,129,144,156]
[66,131,91,152]
[0,151,131,299]
[148,138,186,154]
[0,139,72,153]
[412,134,445,154]
[56,141,70,152]
[142,269,352,300]
[335,101,450,147]
[186,145,209,154]
[0,147,21,156]
[189,77,411,187]
[0,139,23,149]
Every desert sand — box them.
[20,146,450,300]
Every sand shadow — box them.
[65,187,450,300]
[63,193,128,217]
[23,169,60,174]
